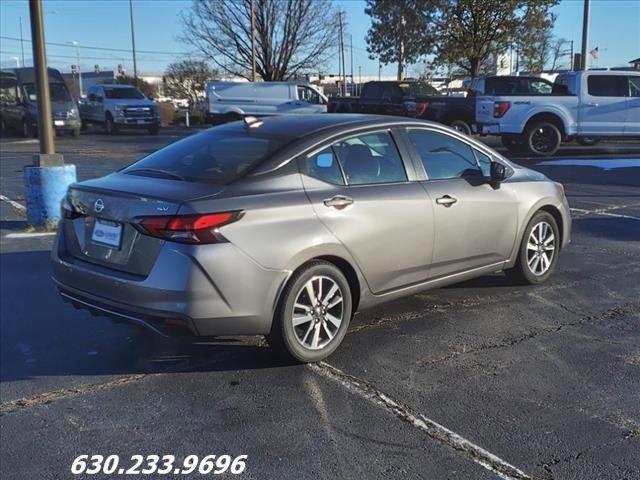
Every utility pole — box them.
[378,59,381,81]
[25,0,76,229]
[129,0,138,83]
[580,0,590,70]
[250,0,257,82]
[358,65,361,96]
[350,34,354,96]
[338,11,346,96]
[19,16,25,67]
[29,0,55,157]
[71,41,83,97]
[570,40,574,70]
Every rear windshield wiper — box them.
[124,168,186,181]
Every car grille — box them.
[53,111,70,119]
[123,106,153,118]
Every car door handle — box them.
[436,195,458,207]
[323,195,354,209]
[586,102,599,107]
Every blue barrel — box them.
[23,164,77,229]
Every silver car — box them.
[52,114,571,362]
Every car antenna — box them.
[243,116,263,128]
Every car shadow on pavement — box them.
[573,217,640,242]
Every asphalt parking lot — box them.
[1,128,639,479]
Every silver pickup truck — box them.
[79,84,160,135]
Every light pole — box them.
[69,41,83,97]
[580,0,590,70]
[129,0,138,83]
[11,57,20,67]
[19,16,25,67]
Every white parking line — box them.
[570,207,640,221]
[0,194,26,212]
[310,362,532,480]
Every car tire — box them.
[449,119,472,136]
[71,127,81,137]
[80,119,88,132]
[506,211,560,285]
[147,125,159,135]
[523,121,562,157]
[267,260,352,363]
[576,136,599,146]
[0,116,5,135]
[105,114,118,135]
[22,119,36,138]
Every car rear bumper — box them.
[51,228,290,337]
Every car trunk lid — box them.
[62,173,225,276]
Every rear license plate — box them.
[54,120,65,126]
[137,120,146,125]
[91,219,122,248]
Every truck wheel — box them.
[577,136,599,146]
[524,121,561,157]
[80,119,88,131]
[105,114,118,135]
[449,120,472,136]
[147,125,159,135]
[71,127,81,137]
[22,119,36,138]
[0,116,5,135]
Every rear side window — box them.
[406,129,481,180]
[301,147,345,185]
[361,83,381,99]
[587,75,625,97]
[123,127,287,184]
[333,131,407,185]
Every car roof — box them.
[214,113,424,139]
[99,84,137,88]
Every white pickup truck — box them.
[476,70,640,156]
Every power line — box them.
[0,35,191,56]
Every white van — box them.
[205,81,328,123]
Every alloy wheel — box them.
[530,125,558,154]
[526,221,555,276]
[291,275,343,350]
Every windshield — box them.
[23,82,71,102]
[122,127,288,184]
[104,87,145,99]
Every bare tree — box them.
[549,37,571,71]
[163,59,218,106]
[180,0,339,81]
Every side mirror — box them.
[490,162,507,183]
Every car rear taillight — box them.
[416,101,429,117]
[134,211,243,244]
[493,101,511,118]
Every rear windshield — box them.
[122,127,288,184]
[104,87,145,99]
[400,82,439,97]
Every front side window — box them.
[628,76,640,97]
[332,131,407,185]
[297,86,323,104]
[406,129,482,180]
[587,75,624,97]
[300,147,344,185]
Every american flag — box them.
[590,47,599,59]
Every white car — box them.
[476,70,640,156]
[205,81,328,124]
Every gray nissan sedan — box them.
[52,114,571,362]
